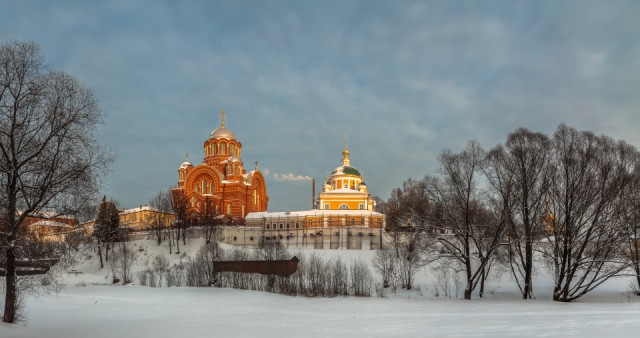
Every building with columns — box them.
[173,111,269,223]
[244,138,385,244]
[318,137,375,211]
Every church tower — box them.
[318,136,373,211]
[173,111,269,223]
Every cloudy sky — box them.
[2,1,639,211]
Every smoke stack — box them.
[312,178,316,209]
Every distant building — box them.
[22,213,79,242]
[244,138,385,244]
[119,204,175,231]
[318,137,375,211]
[172,110,269,223]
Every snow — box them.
[28,220,72,228]
[247,209,383,218]
[2,238,640,337]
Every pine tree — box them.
[94,196,120,267]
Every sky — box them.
[1,0,639,211]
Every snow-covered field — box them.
[2,237,640,337]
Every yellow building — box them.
[245,137,385,232]
[119,204,175,231]
[318,137,374,211]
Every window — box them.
[195,184,200,193]
[202,179,207,193]
[221,143,226,155]
[286,222,290,229]
[210,183,214,194]
[324,203,329,210]
[351,219,355,226]
[308,220,312,226]
[266,224,270,229]
[360,218,365,225]
[295,222,300,229]
[213,143,217,155]
[233,236,237,241]
[227,203,231,215]
[250,236,254,241]
[279,223,283,229]
[328,219,333,226]
[359,203,364,210]
[235,165,239,175]
[338,204,350,210]
[230,144,235,156]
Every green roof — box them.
[342,166,361,176]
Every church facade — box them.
[173,111,269,223]
[245,138,385,231]
[318,138,375,211]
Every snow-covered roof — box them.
[29,220,72,228]
[120,205,171,215]
[246,209,384,220]
[321,188,368,194]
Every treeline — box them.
[133,242,378,298]
[379,124,640,302]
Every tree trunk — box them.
[97,243,104,269]
[464,285,472,300]
[175,229,180,254]
[479,266,486,299]
[182,225,186,245]
[3,246,17,323]
[523,240,533,299]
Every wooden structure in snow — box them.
[213,256,299,277]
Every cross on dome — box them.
[220,110,226,128]
[342,134,350,166]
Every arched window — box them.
[230,144,235,157]
[195,184,200,193]
[338,204,350,210]
[235,165,239,175]
[210,183,214,194]
[213,143,217,155]
[202,179,207,193]
[227,203,231,215]
[221,143,226,155]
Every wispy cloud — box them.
[272,173,313,182]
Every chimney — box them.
[312,178,316,209]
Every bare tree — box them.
[622,153,640,294]
[170,188,189,250]
[109,242,137,284]
[545,124,637,302]
[485,128,552,299]
[149,190,174,246]
[426,141,507,299]
[372,249,396,288]
[0,40,112,323]
[201,198,221,244]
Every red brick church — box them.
[173,111,269,223]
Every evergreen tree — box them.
[94,196,120,267]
